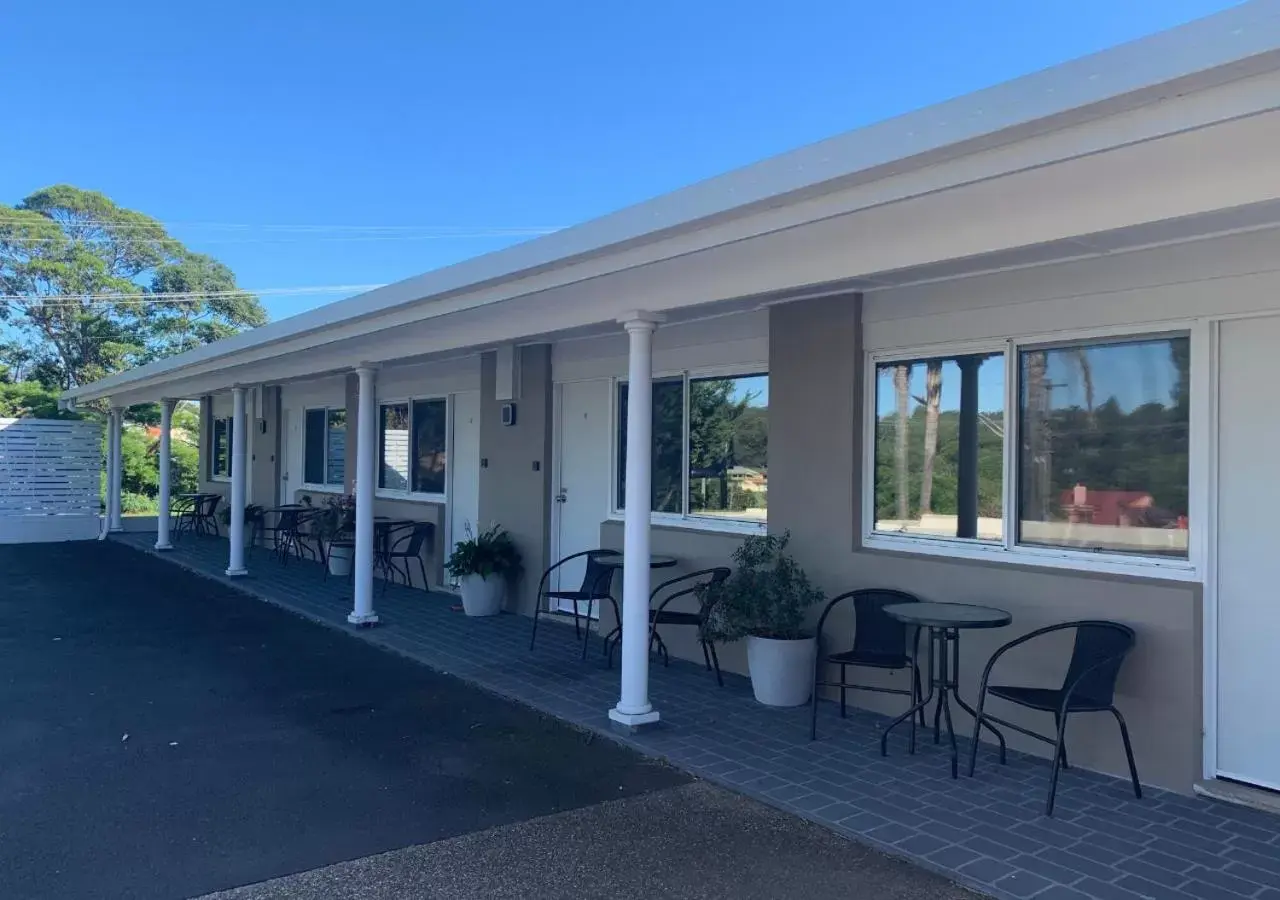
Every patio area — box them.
[113,531,1280,900]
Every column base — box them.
[225,567,248,577]
[608,707,661,734]
[108,526,124,534]
[154,542,173,551]
[347,611,380,627]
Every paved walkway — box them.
[117,532,1280,900]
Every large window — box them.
[209,415,233,479]
[617,372,768,524]
[873,353,1004,540]
[378,398,447,496]
[304,407,346,487]
[869,332,1191,567]
[1017,336,1189,558]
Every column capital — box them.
[159,397,178,409]
[355,362,380,375]
[617,311,665,332]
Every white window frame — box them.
[301,406,347,491]
[610,365,769,535]
[861,322,1205,582]
[374,394,450,504]
[208,415,233,482]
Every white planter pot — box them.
[459,573,505,617]
[746,635,817,707]
[327,543,354,577]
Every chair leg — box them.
[913,664,926,728]
[933,695,943,744]
[708,642,723,688]
[701,641,713,672]
[1045,711,1071,816]
[529,605,541,651]
[810,658,821,741]
[1053,713,1070,770]
[416,557,428,592]
[967,685,989,778]
[1111,707,1143,800]
[839,664,847,719]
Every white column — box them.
[108,406,124,532]
[348,365,379,626]
[225,387,248,576]
[155,399,175,550]
[610,311,664,730]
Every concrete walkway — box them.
[115,532,1280,900]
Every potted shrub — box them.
[703,532,824,707]
[310,495,356,577]
[218,503,264,546]
[445,523,522,616]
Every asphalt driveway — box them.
[0,540,974,900]
[0,541,685,900]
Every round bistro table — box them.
[881,602,1012,778]
[582,554,679,660]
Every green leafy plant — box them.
[307,494,356,541]
[702,531,823,641]
[445,523,522,580]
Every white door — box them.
[552,379,614,612]
[279,407,293,504]
[1216,315,1280,791]
[448,391,481,587]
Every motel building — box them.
[67,5,1280,801]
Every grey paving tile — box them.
[1027,884,1093,900]
[991,870,1055,899]
[1007,853,1084,887]
[925,845,984,870]
[957,857,1017,883]
[1080,876,1171,900]
[1186,865,1271,897]
[1036,847,1124,882]
[1225,862,1280,891]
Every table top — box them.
[600,554,678,569]
[883,602,1012,629]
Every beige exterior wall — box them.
[478,345,554,615]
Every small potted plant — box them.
[218,503,264,546]
[703,531,824,707]
[445,523,522,616]
[310,494,356,577]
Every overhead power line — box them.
[0,283,387,308]
[0,218,563,234]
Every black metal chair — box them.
[604,567,732,682]
[379,521,435,595]
[967,620,1141,816]
[191,493,221,536]
[529,549,621,651]
[810,589,925,742]
[171,495,199,539]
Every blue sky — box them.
[1,0,1241,323]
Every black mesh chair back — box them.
[397,522,434,558]
[529,548,622,652]
[579,551,620,598]
[201,493,221,519]
[850,589,920,658]
[605,567,732,682]
[1061,622,1135,707]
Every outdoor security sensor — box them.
[501,403,517,427]
[257,418,267,435]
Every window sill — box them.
[607,513,767,537]
[299,483,346,495]
[375,489,447,505]
[862,533,1200,582]
[209,475,231,484]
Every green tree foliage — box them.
[0,380,80,418]
[0,185,267,389]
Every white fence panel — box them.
[0,418,103,543]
